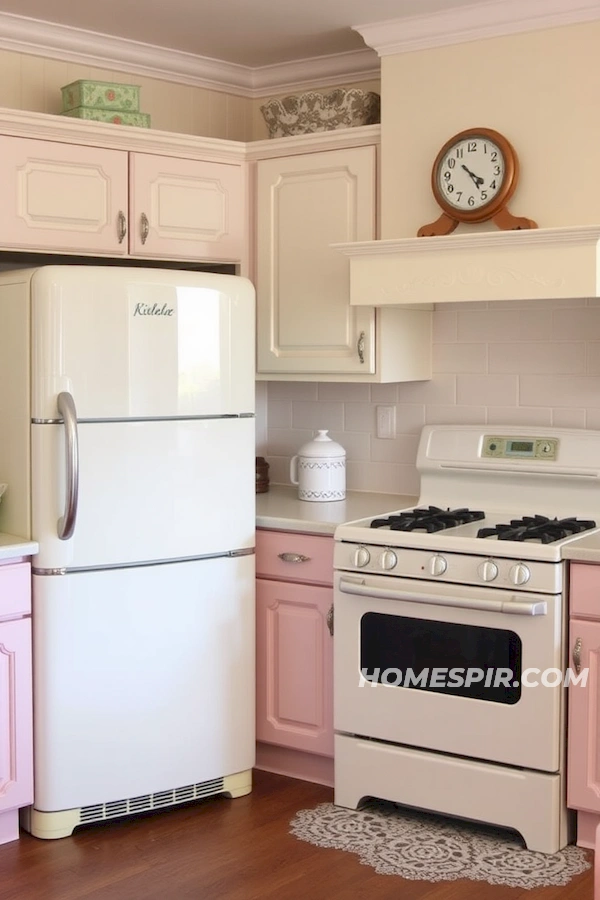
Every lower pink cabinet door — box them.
[567,617,600,813]
[0,617,33,815]
[256,578,333,756]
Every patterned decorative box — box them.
[61,80,140,112]
[60,107,151,128]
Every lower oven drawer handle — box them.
[338,578,547,616]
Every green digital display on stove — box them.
[508,441,533,453]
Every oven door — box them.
[334,571,564,772]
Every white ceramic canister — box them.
[290,430,346,502]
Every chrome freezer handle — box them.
[57,391,79,540]
[338,578,548,617]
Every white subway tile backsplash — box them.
[457,375,518,406]
[552,308,600,341]
[291,401,344,431]
[318,382,371,402]
[552,408,586,428]
[397,375,456,405]
[433,343,487,374]
[425,405,487,425]
[370,383,399,403]
[457,309,553,342]
[267,382,318,401]
[520,376,600,408]
[370,434,419,464]
[488,343,586,375]
[486,407,553,426]
[264,300,600,495]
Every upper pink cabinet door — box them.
[0,135,128,256]
[129,153,245,262]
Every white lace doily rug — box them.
[289,801,591,890]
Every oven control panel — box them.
[334,542,562,594]
[482,435,558,460]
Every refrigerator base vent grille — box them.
[79,778,226,824]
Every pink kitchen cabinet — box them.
[255,529,334,786]
[0,560,33,845]
[0,135,245,263]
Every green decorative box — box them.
[60,107,151,128]
[61,80,140,112]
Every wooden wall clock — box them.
[417,127,537,237]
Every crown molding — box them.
[0,10,379,98]
[354,0,600,57]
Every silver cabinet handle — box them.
[278,552,310,563]
[326,604,334,636]
[140,212,149,245]
[357,331,365,364]
[573,637,582,674]
[117,210,127,244]
[57,392,79,540]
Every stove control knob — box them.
[353,546,371,568]
[478,560,499,582]
[428,555,448,577]
[510,563,531,586]
[379,549,398,571]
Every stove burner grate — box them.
[477,515,596,544]
[370,506,486,533]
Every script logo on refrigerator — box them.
[133,302,174,317]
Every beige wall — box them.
[380,21,600,238]
[0,48,253,139]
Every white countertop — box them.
[256,484,417,535]
[563,532,600,563]
[0,533,38,560]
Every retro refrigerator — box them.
[0,265,256,839]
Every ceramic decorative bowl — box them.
[260,89,380,138]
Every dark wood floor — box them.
[0,770,593,900]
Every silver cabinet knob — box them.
[379,549,398,571]
[353,546,371,568]
[478,559,498,582]
[510,563,531,586]
[428,554,448,577]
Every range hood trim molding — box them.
[333,225,600,307]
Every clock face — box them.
[435,134,506,213]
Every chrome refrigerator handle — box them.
[57,391,79,540]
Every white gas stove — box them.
[333,425,600,855]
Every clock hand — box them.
[461,163,485,189]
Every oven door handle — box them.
[338,578,548,616]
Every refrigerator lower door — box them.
[32,417,255,570]
[32,554,255,812]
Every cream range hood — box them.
[334,225,600,307]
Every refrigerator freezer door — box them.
[30,266,255,420]
[32,417,255,570]
[32,554,255,811]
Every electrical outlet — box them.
[376,405,396,439]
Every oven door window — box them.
[360,613,521,704]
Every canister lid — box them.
[297,430,346,458]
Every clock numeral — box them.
[443,171,451,181]
[447,157,456,169]
[468,196,475,206]
[456,191,463,200]
[491,151,498,161]
[490,179,497,189]
[481,191,488,201]
[447,184,454,193]
[467,141,477,152]
[493,166,501,175]
[455,148,464,158]
[483,143,488,154]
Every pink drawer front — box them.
[569,562,600,620]
[256,530,333,586]
[0,562,31,619]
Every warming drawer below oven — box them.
[333,571,565,772]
